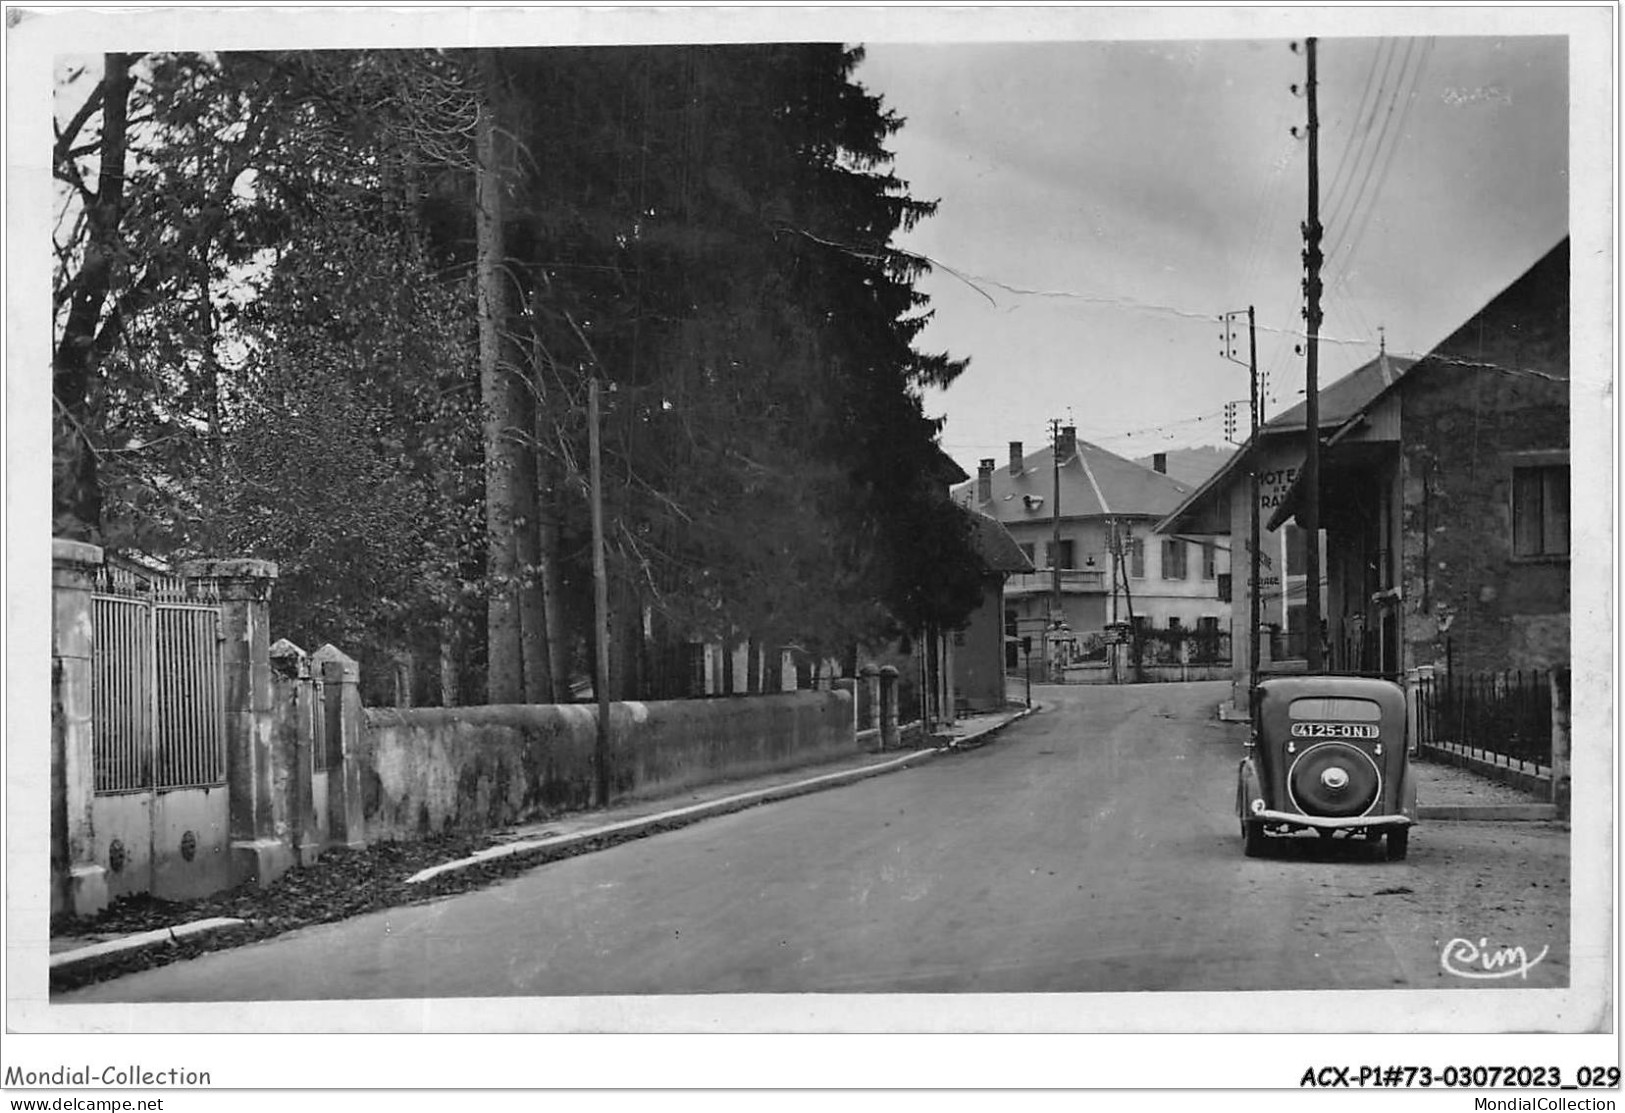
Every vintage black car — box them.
[1236,674,1417,860]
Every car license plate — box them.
[1291,722,1380,739]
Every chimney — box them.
[1057,425,1077,461]
[1009,441,1024,476]
[1153,452,1168,475]
[977,458,995,503]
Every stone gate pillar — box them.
[1550,667,1571,820]
[269,638,321,865]
[182,557,286,887]
[830,677,858,740]
[53,538,108,917]
[860,663,881,732]
[313,644,366,849]
[879,665,900,751]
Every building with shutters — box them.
[952,428,1232,667]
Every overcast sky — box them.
[856,29,1572,476]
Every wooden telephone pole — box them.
[1301,36,1326,671]
[1222,307,1263,687]
[1050,417,1063,628]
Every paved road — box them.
[60,681,1569,1000]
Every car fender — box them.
[1237,754,1264,820]
[1396,760,1418,822]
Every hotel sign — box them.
[1258,465,1300,511]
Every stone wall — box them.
[356,691,858,842]
[1397,245,1569,675]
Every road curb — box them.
[51,710,1039,975]
[1417,803,1559,822]
[405,746,948,885]
[49,917,249,975]
[943,704,1037,750]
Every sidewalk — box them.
[51,703,1038,976]
[1412,756,1558,820]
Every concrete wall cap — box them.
[269,638,308,659]
[878,665,900,677]
[52,538,104,567]
[859,664,880,676]
[179,557,279,580]
[312,643,359,671]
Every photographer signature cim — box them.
[1441,937,1550,980]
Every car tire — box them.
[1385,827,1409,861]
[1242,820,1267,858]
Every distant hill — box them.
[1134,445,1234,488]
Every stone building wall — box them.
[1398,244,1569,675]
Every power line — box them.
[1326,38,1423,273]
[1328,38,1434,286]
[1321,38,1392,229]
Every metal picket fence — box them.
[1414,667,1553,773]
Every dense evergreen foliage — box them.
[52,45,987,702]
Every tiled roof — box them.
[952,438,1197,525]
[1153,351,1417,535]
[1157,235,1569,536]
[961,506,1034,573]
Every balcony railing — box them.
[1006,568,1107,595]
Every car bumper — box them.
[1252,809,1414,831]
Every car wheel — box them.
[1385,827,1409,861]
[1243,820,1267,858]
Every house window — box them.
[1129,537,1145,578]
[1216,573,1232,603]
[1045,539,1075,569]
[1167,616,1182,630]
[1198,616,1219,635]
[1201,541,1216,580]
[1161,538,1187,580]
[1513,465,1570,557]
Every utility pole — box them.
[1222,306,1264,688]
[588,378,612,806]
[1301,35,1326,671]
[1050,418,1063,630]
[1116,521,1139,683]
[1247,307,1262,687]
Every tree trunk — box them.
[393,653,415,709]
[439,619,461,708]
[475,49,524,703]
[536,448,571,700]
[52,54,135,542]
[607,585,643,701]
[522,287,570,703]
[515,419,549,703]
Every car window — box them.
[1287,697,1382,721]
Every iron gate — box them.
[89,557,230,899]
